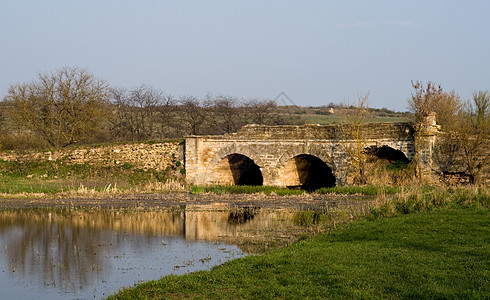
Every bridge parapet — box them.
[227,122,413,140]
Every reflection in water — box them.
[184,205,314,252]
[0,204,340,299]
[0,209,186,292]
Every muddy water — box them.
[0,203,347,299]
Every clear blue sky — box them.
[1,1,489,111]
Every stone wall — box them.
[0,142,184,172]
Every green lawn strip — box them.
[190,185,401,196]
[108,207,489,299]
[0,177,120,194]
[301,115,407,125]
[191,185,306,195]
[0,178,65,194]
[316,185,400,195]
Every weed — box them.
[293,210,326,226]
[121,162,132,170]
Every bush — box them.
[0,133,50,150]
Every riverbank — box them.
[0,191,372,210]
[1,185,486,211]
[106,191,489,299]
[107,206,489,299]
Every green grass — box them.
[108,206,489,299]
[0,178,66,194]
[316,185,400,195]
[0,159,181,195]
[191,185,307,196]
[191,185,401,196]
[302,114,343,124]
[302,115,408,125]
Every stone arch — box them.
[276,144,334,171]
[275,144,336,189]
[205,144,265,186]
[280,154,336,189]
[215,154,264,185]
[374,140,414,162]
[362,144,411,185]
[365,145,411,164]
[209,144,265,167]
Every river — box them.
[0,202,346,299]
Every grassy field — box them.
[108,188,489,299]
[301,115,408,125]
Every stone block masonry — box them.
[185,123,422,187]
[0,142,184,172]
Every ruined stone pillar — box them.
[419,112,440,182]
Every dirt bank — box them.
[0,193,373,210]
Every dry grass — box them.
[57,183,122,198]
[369,185,489,218]
[139,179,187,193]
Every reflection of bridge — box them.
[185,121,438,187]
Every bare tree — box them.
[109,87,133,140]
[243,99,284,125]
[157,94,177,139]
[430,90,462,131]
[0,101,7,132]
[342,92,370,184]
[109,85,173,141]
[129,85,161,139]
[450,91,490,184]
[207,95,244,134]
[4,67,109,148]
[179,95,208,135]
[0,101,9,149]
[408,81,444,182]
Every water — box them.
[0,204,323,299]
[0,207,246,299]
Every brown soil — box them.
[0,193,372,210]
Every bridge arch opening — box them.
[364,145,410,165]
[363,145,411,184]
[215,154,263,186]
[281,154,335,190]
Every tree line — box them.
[1,68,488,184]
[0,67,299,150]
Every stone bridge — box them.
[185,121,438,187]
